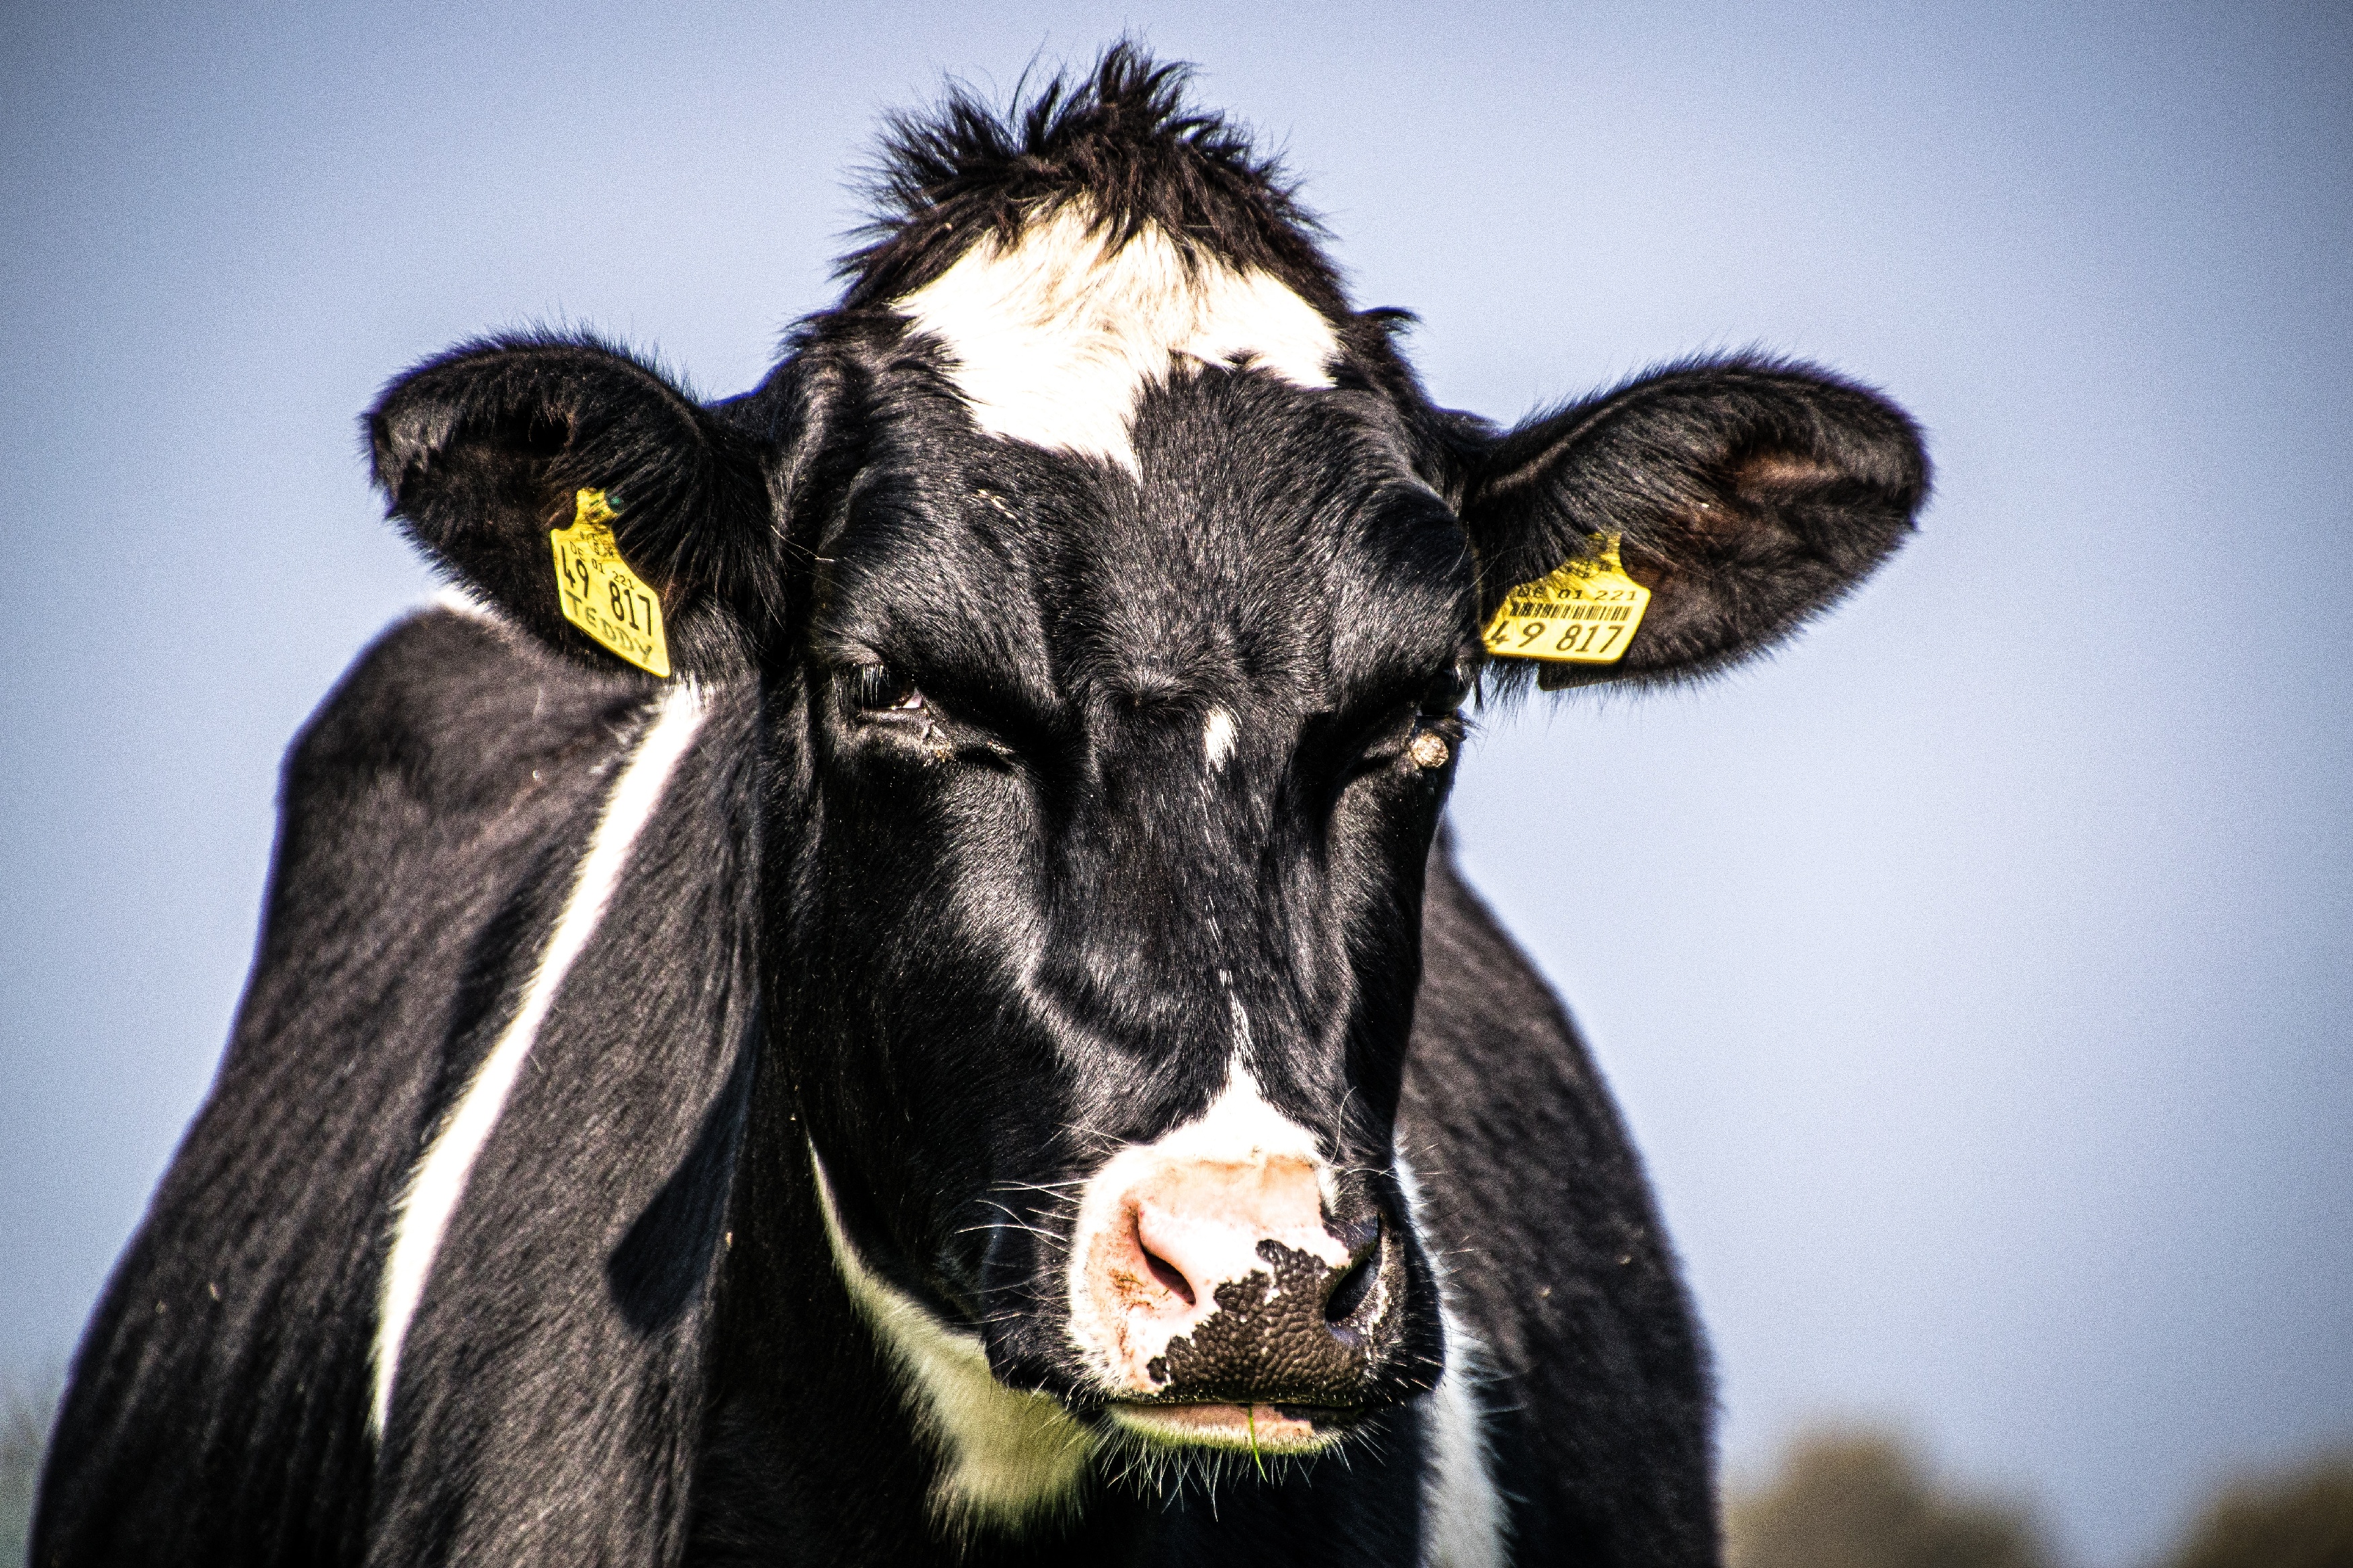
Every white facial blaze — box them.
[893,204,1340,474]
[369,684,707,1438]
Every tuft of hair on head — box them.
[838,39,1347,317]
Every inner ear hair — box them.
[1465,354,1930,688]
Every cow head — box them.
[366,47,1925,1531]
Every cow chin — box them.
[1086,1398,1375,1502]
[1105,1400,1351,1455]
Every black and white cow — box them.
[36,48,1925,1568]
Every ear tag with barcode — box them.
[1480,532,1650,665]
[550,489,672,677]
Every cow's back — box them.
[1400,845,1718,1565]
[33,608,647,1565]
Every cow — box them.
[34,45,1926,1568]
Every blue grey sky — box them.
[3,3,2346,1563]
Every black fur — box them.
[840,42,1347,316]
[36,612,704,1563]
[38,44,1925,1567]
[1404,852,1716,1561]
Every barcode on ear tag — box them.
[550,489,672,677]
[1480,533,1650,665]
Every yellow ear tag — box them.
[1480,532,1651,665]
[550,489,672,677]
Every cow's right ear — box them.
[368,335,782,677]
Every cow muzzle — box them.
[1065,1076,1400,1452]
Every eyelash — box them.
[847,663,926,715]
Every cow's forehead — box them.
[815,372,1468,714]
[891,204,1341,475]
[805,208,1468,706]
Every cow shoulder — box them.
[1399,836,1720,1567]
[36,606,647,1567]
[361,623,762,1565]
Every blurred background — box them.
[3,2,2347,1563]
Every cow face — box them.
[367,54,1924,1526]
[770,265,1476,1458]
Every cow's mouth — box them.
[1104,1399,1350,1454]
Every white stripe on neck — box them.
[369,682,707,1438]
[1396,1154,1508,1567]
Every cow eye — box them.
[1419,665,1472,716]
[848,663,926,714]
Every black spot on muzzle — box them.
[1139,1236,1398,1409]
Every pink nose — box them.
[1081,1154,1375,1398]
[1129,1161,1321,1315]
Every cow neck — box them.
[808,1146,1098,1534]
[694,1055,1152,1564]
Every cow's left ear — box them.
[1455,356,1929,688]
[368,334,782,678]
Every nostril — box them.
[1142,1245,1195,1306]
[1131,1210,1197,1307]
[1323,1252,1375,1325]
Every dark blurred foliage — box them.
[1730,1429,2353,1568]
[1726,1429,2054,1568]
[1,1369,58,1568]
[2163,1454,2353,1568]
